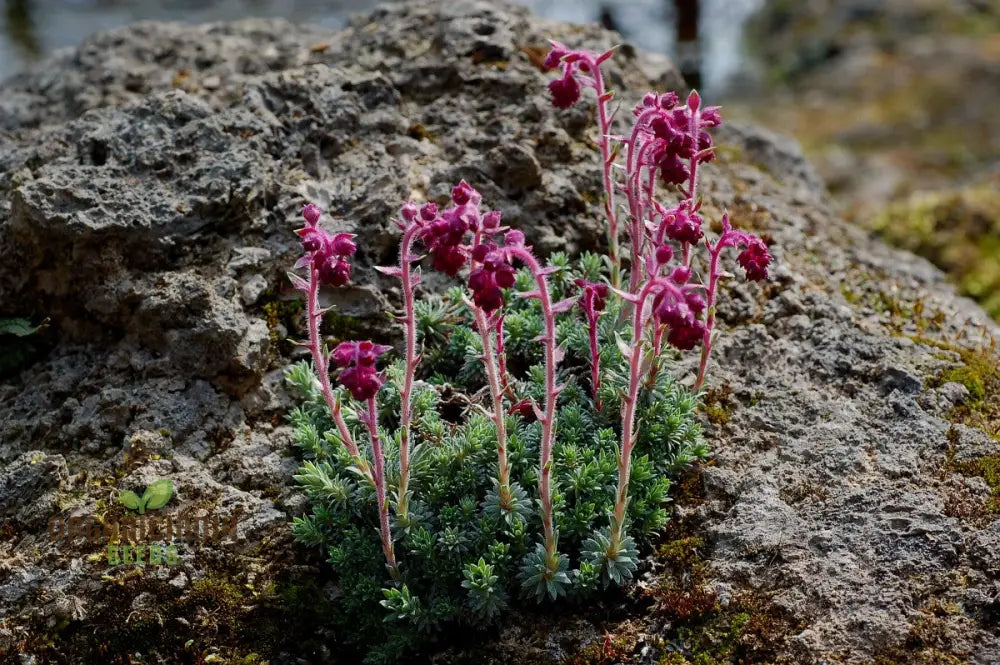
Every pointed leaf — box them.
[553,346,566,366]
[287,272,309,291]
[615,333,632,359]
[608,285,640,304]
[0,317,46,337]
[375,266,403,278]
[551,297,578,314]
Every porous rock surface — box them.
[0,2,998,663]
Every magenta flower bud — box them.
[302,203,322,226]
[685,291,706,315]
[451,181,477,206]
[667,319,705,350]
[400,201,418,222]
[543,44,569,70]
[655,244,674,265]
[432,247,466,276]
[469,268,491,291]
[670,266,691,284]
[548,74,581,109]
[504,230,525,247]
[687,89,701,112]
[299,228,324,254]
[329,233,357,257]
[701,106,722,128]
[468,243,514,312]
[663,206,703,244]
[659,92,679,109]
[332,340,390,401]
[420,202,438,221]
[471,243,491,263]
[658,153,690,187]
[332,341,358,368]
[642,92,659,108]
[482,210,502,231]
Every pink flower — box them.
[328,232,357,257]
[543,42,569,70]
[661,205,703,244]
[400,201,418,222]
[451,180,480,206]
[653,287,707,351]
[548,74,580,109]
[575,279,609,314]
[332,340,391,401]
[420,206,472,276]
[318,255,352,287]
[298,203,357,287]
[302,203,322,226]
[737,236,771,281]
[468,243,515,313]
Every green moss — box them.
[952,455,1000,513]
[701,384,736,427]
[921,336,1000,440]
[870,185,1000,320]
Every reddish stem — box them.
[364,397,398,577]
[589,56,621,288]
[584,307,602,409]
[694,241,723,391]
[305,264,373,484]
[612,278,684,550]
[473,307,511,491]
[395,223,422,521]
[509,247,560,564]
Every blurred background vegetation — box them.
[4,0,999,318]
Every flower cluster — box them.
[297,204,357,286]
[282,35,777,663]
[469,243,516,312]
[737,235,772,281]
[633,90,720,187]
[413,181,504,276]
[652,287,706,351]
[332,341,390,401]
[657,202,704,245]
[544,41,774,578]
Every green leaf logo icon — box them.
[120,479,174,513]
[120,490,141,511]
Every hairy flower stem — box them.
[473,307,512,493]
[583,306,602,409]
[509,247,561,567]
[612,279,682,551]
[305,265,373,484]
[694,242,723,391]
[395,224,422,522]
[643,324,665,391]
[592,66,622,289]
[364,396,399,578]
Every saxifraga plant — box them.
[286,38,771,663]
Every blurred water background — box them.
[0,0,762,97]
[3,0,999,318]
